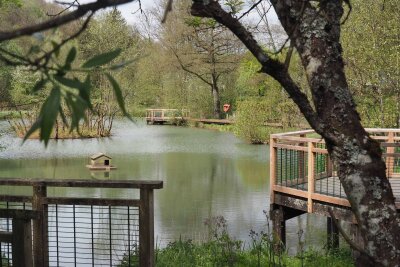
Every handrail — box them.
[270,128,400,214]
[0,178,163,189]
[0,178,163,267]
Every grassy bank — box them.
[189,121,300,144]
[119,237,353,267]
[119,216,354,267]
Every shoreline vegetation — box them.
[119,216,354,267]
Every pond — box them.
[0,119,326,254]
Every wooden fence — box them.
[270,129,400,213]
[0,179,163,267]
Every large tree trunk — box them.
[191,1,400,266]
[211,73,221,119]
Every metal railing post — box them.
[139,187,155,267]
[32,185,49,267]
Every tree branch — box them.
[190,0,322,132]
[0,0,135,42]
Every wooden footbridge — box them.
[269,129,400,249]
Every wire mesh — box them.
[47,204,139,267]
[0,201,31,266]
[276,147,308,191]
[0,201,140,267]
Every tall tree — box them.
[190,0,400,266]
[161,0,241,118]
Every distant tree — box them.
[160,0,242,118]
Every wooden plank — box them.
[312,147,328,154]
[12,218,33,267]
[274,135,324,143]
[0,231,12,243]
[270,138,277,203]
[273,185,308,198]
[32,185,48,267]
[311,193,351,207]
[139,188,155,267]
[0,209,39,220]
[274,143,308,152]
[307,142,315,213]
[45,197,141,207]
[0,195,32,203]
[271,129,315,137]
[365,128,400,133]
[0,179,163,189]
[386,132,395,178]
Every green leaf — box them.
[105,73,131,119]
[54,75,83,89]
[40,87,61,145]
[65,47,77,65]
[23,119,41,142]
[81,49,122,69]
[109,59,137,70]
[51,41,60,58]
[79,75,92,110]
[31,78,47,93]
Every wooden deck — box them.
[269,129,400,249]
[146,109,189,124]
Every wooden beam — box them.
[270,137,277,203]
[273,185,308,198]
[307,142,315,213]
[139,188,155,267]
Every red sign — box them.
[223,104,231,113]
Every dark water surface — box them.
[0,120,325,253]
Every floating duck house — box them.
[86,153,117,170]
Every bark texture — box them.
[191,1,400,266]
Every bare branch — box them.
[0,0,135,42]
[191,0,322,132]
[161,0,173,23]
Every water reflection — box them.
[0,120,324,254]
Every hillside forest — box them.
[0,0,398,143]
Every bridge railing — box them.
[270,129,400,212]
[0,179,163,267]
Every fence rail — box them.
[270,129,400,212]
[0,179,163,267]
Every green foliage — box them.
[342,0,400,127]
[234,99,274,144]
[118,216,354,267]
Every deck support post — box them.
[387,132,395,178]
[327,217,339,251]
[140,188,155,267]
[271,206,286,252]
[307,142,315,213]
[350,224,364,259]
[32,185,48,267]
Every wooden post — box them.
[12,218,33,267]
[270,137,277,203]
[139,188,155,267]
[307,142,315,213]
[298,134,306,182]
[32,185,48,267]
[387,132,395,178]
[271,206,285,252]
[327,217,339,251]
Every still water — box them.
[0,119,325,254]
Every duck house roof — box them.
[90,153,112,160]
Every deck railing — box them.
[0,179,163,267]
[270,129,400,212]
